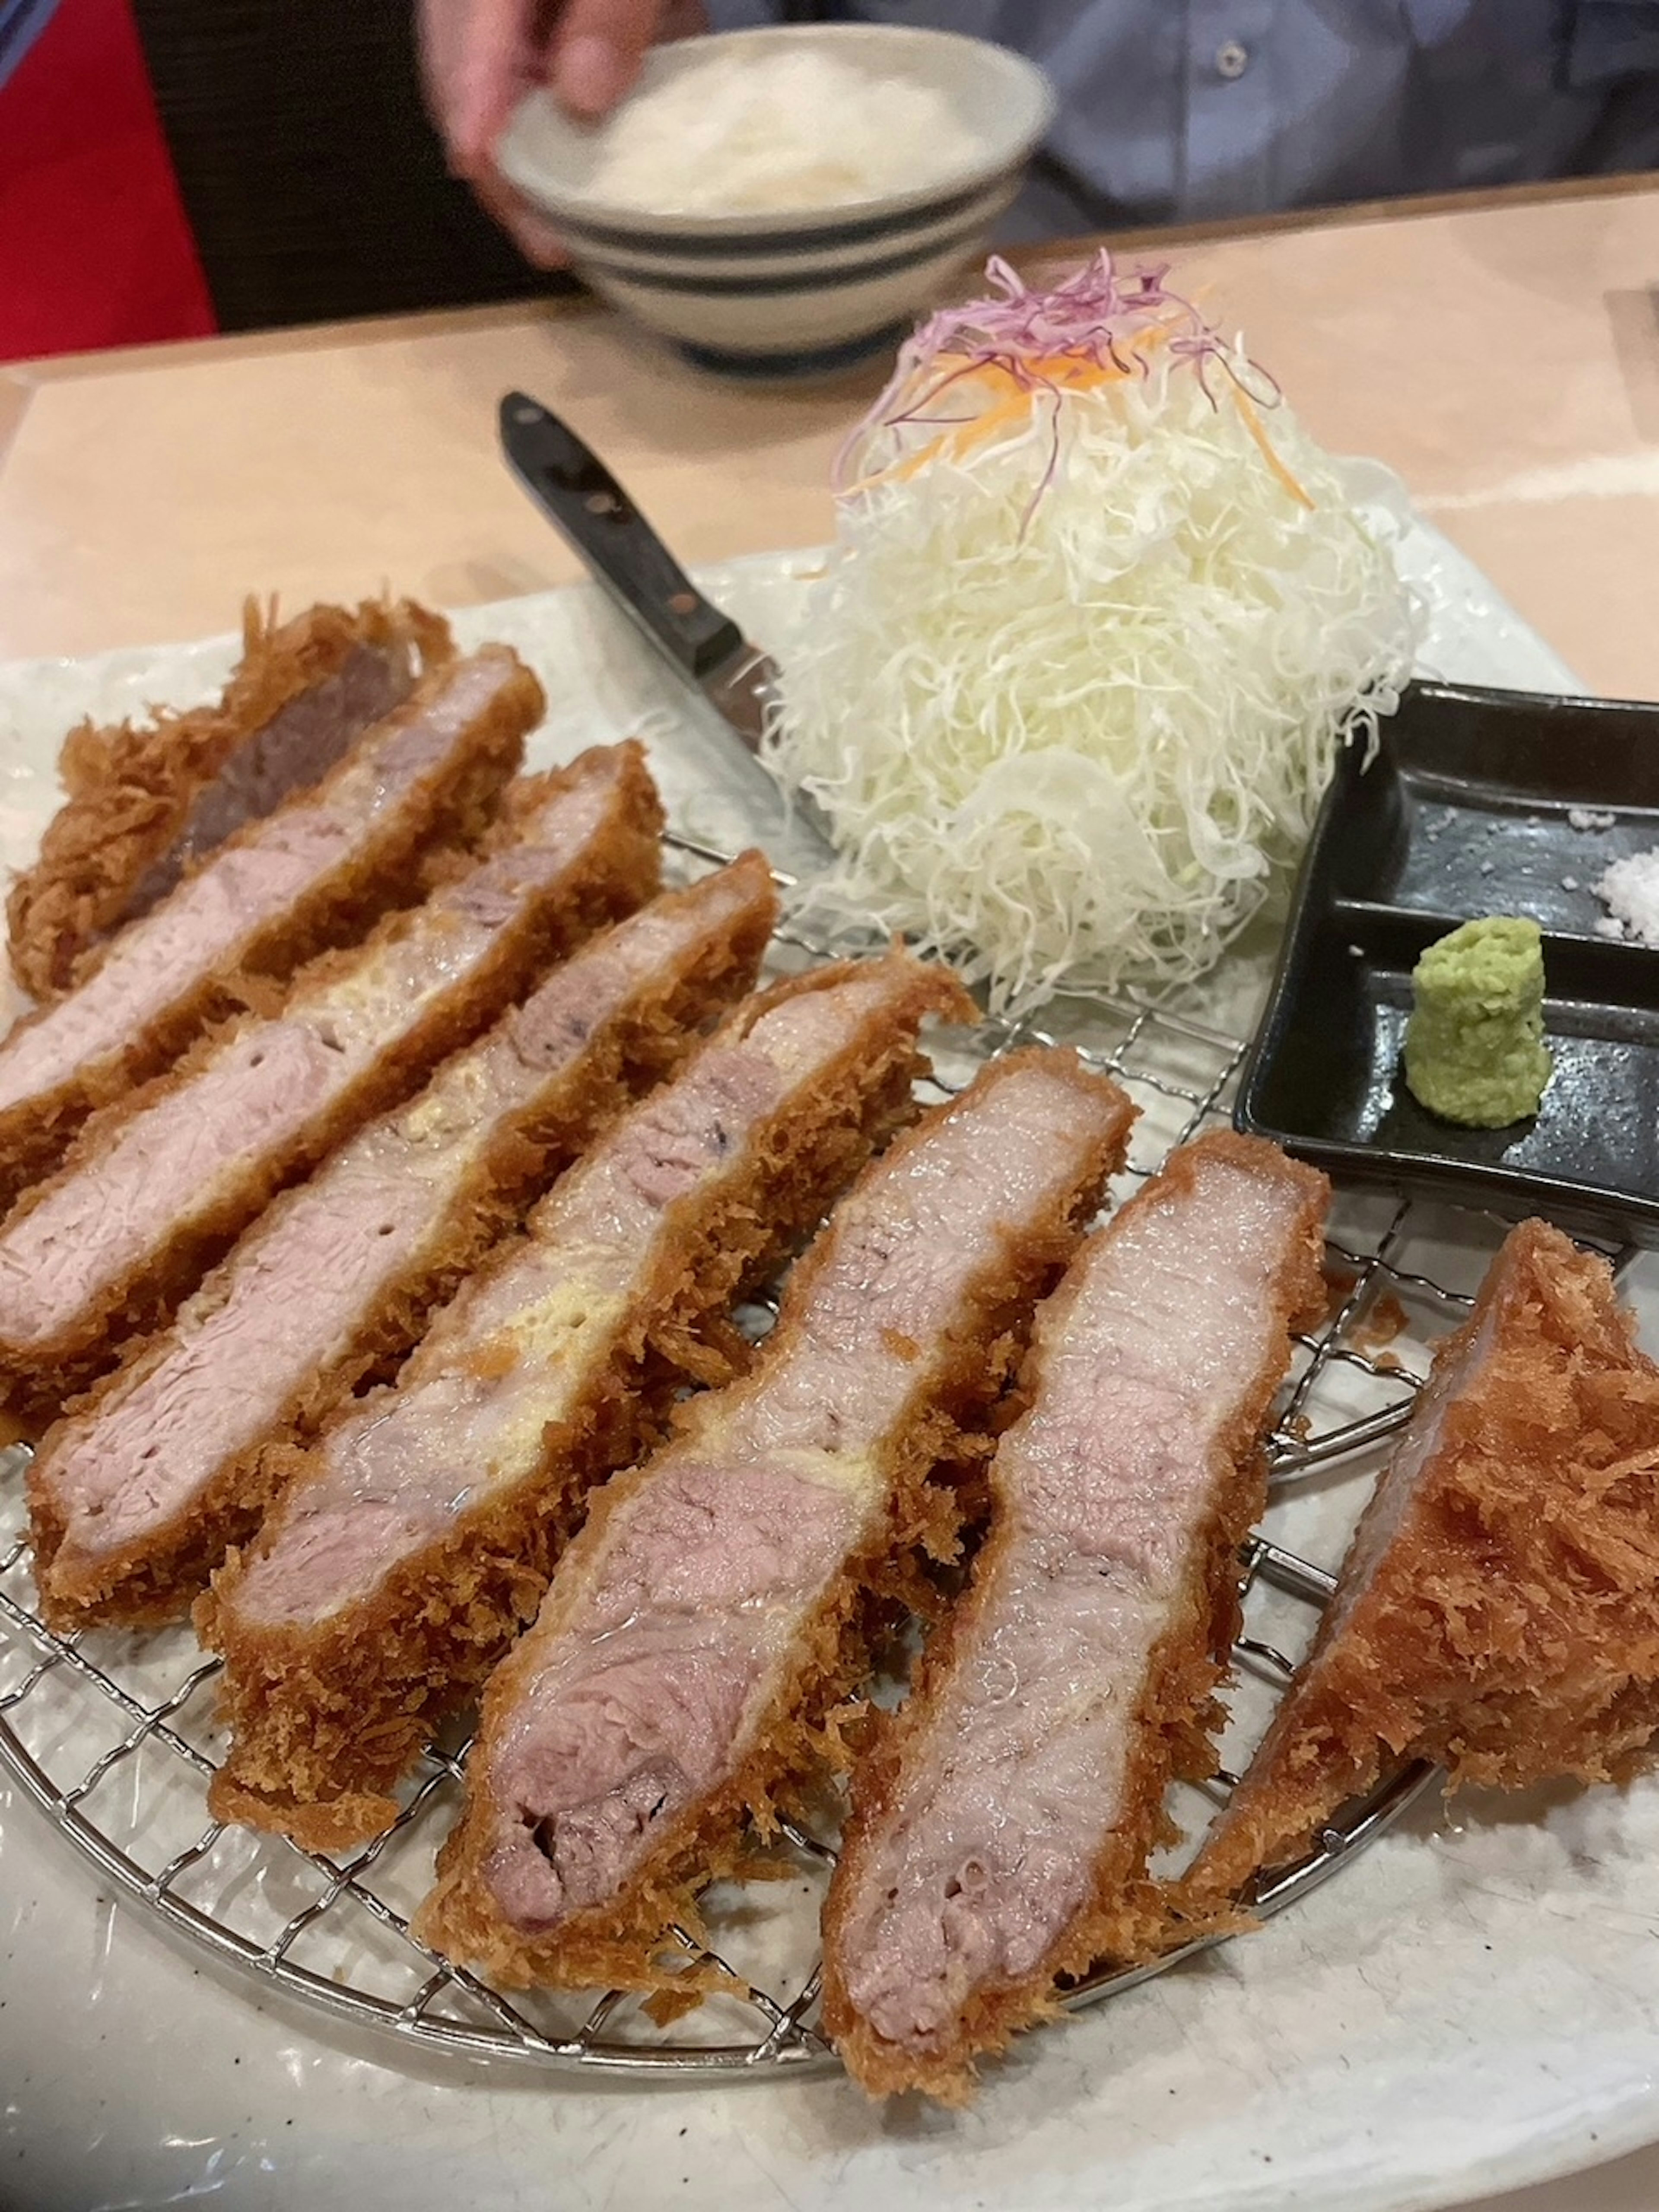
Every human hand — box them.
[418,0,710,266]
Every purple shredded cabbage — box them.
[835,250,1281,513]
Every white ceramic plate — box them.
[5,511,1659,2212]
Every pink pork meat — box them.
[8,597,451,1001]
[200,951,971,1853]
[413,1048,1136,1994]
[0,645,536,1212]
[0,743,663,1414]
[28,853,777,1628]
[821,1131,1330,2101]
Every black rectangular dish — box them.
[1236,679,1659,1246]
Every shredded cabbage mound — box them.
[764,254,1422,1014]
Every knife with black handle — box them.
[500,389,782,756]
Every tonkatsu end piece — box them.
[414,1049,1135,1995]
[0,645,535,1215]
[29,855,777,1630]
[8,596,451,1001]
[0,744,661,1416]
[823,1131,1329,2102]
[201,951,970,1853]
[1190,1219,1659,1904]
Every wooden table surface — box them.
[3,175,1659,2212]
[2,174,1658,693]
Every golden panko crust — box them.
[414,1049,1134,1995]
[0,642,531,1220]
[1188,1218,1659,1905]
[823,1131,1330,2103]
[29,854,778,1631]
[7,597,453,1001]
[200,954,973,1853]
[0,744,663,1419]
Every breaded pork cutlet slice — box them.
[8,597,452,1001]
[414,1049,1135,1996]
[29,854,777,1632]
[822,1131,1329,2102]
[0,645,534,1215]
[0,744,663,1417]
[200,951,971,1852]
[1189,1219,1659,1904]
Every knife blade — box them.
[499,390,791,756]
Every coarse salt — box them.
[1594,849,1659,947]
[1569,807,1618,832]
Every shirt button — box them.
[1215,39,1249,78]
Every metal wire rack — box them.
[0,832,1612,2082]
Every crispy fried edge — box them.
[412,1047,1134,1993]
[0,743,664,1419]
[197,952,976,1853]
[7,598,454,1001]
[0,644,533,1218]
[820,1130,1331,2102]
[1185,1218,1659,1905]
[30,854,779,1630]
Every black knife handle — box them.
[499,392,743,682]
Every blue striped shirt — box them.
[706,1,1659,233]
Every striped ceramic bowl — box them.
[496,25,1055,377]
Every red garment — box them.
[0,0,216,363]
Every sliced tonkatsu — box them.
[29,854,777,1629]
[201,951,972,1851]
[823,1132,1328,2101]
[0,744,662,1413]
[1191,1219,1659,1905]
[0,645,535,1213]
[415,1049,1135,1993]
[7,597,450,1000]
